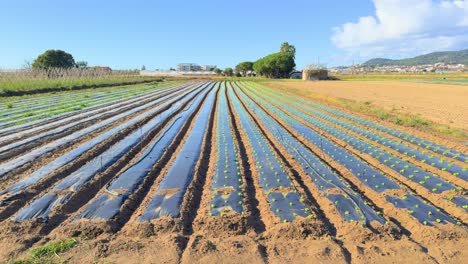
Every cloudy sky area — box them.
[0,0,467,69]
[332,0,468,63]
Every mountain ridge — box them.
[362,49,468,66]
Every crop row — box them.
[245,84,467,213]
[0,84,186,153]
[0,82,190,138]
[234,83,385,224]
[228,84,311,222]
[239,82,460,225]
[250,83,467,180]
[0,88,130,119]
[14,83,214,222]
[138,83,217,220]
[209,83,244,216]
[0,84,198,179]
[0,83,172,128]
[0,82,209,219]
[75,83,213,221]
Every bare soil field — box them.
[265,80,468,131]
[0,81,466,263]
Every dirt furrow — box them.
[191,84,252,234]
[226,83,267,234]
[178,85,218,234]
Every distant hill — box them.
[362,49,468,66]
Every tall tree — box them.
[223,67,234,77]
[235,61,253,76]
[32,49,76,69]
[280,42,296,59]
[253,52,295,78]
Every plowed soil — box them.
[265,80,468,130]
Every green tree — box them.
[32,49,76,69]
[235,61,253,76]
[252,42,296,79]
[76,61,88,68]
[253,52,295,78]
[223,67,234,77]
[212,67,222,75]
[280,42,296,59]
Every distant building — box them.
[200,65,216,71]
[245,70,256,77]
[140,70,217,76]
[289,70,302,79]
[303,69,328,80]
[177,63,201,72]
[329,63,466,73]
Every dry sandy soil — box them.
[265,80,468,130]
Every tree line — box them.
[31,43,297,79]
[232,42,296,78]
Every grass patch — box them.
[0,75,164,96]
[11,238,77,264]
[29,239,77,258]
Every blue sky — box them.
[1,0,467,70]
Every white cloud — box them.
[331,0,468,60]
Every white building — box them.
[177,63,201,72]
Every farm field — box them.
[265,80,468,133]
[0,81,180,128]
[0,80,466,263]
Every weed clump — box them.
[12,238,77,264]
